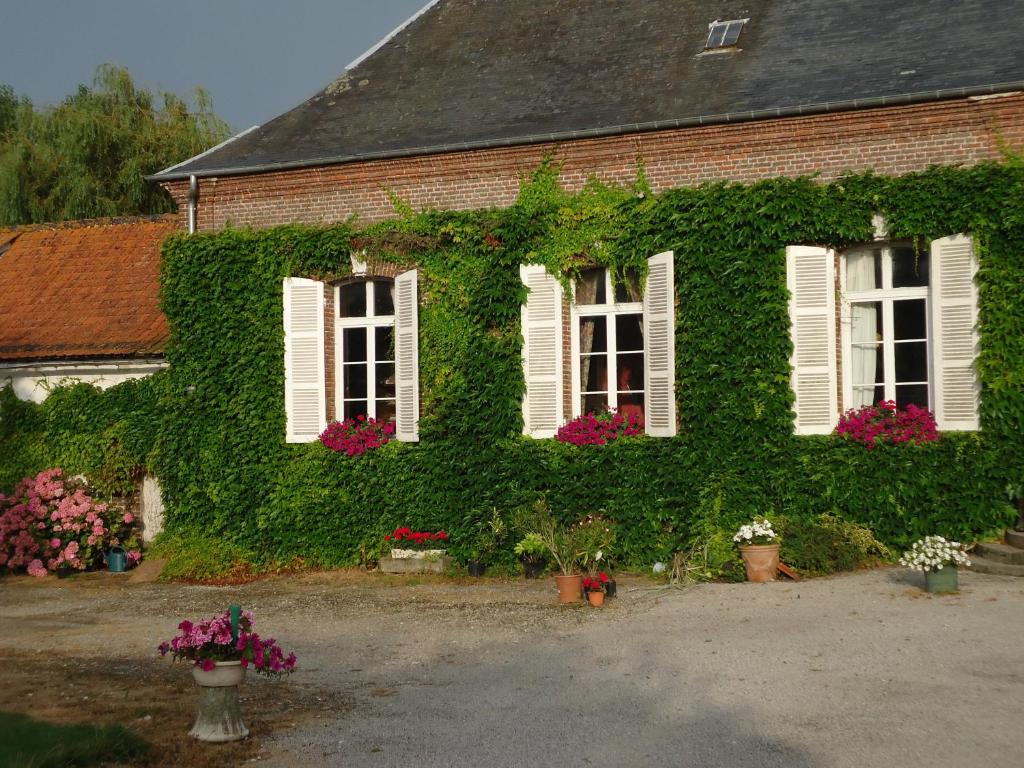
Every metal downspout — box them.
[187,174,198,234]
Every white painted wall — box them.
[0,359,167,403]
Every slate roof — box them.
[154,0,1024,181]
[0,217,176,362]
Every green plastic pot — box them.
[924,566,959,594]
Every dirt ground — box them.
[0,569,593,766]
[2,567,1023,768]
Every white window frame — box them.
[839,243,932,411]
[569,268,645,418]
[334,279,396,422]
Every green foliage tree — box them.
[0,64,231,225]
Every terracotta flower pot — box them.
[554,573,583,603]
[587,590,605,607]
[739,544,780,582]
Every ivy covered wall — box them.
[2,162,1022,567]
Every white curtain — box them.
[847,252,880,408]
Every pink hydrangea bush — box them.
[835,400,939,448]
[158,609,298,676]
[319,415,395,456]
[556,408,644,446]
[0,468,142,576]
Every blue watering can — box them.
[107,546,127,573]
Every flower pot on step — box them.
[925,567,959,594]
[739,544,780,583]
[554,573,583,603]
[189,661,249,742]
[467,560,485,577]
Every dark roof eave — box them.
[147,81,1024,183]
[0,351,167,365]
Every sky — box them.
[0,0,429,132]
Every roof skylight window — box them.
[705,19,747,50]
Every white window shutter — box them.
[520,264,563,438]
[787,246,838,435]
[283,277,326,443]
[930,234,979,431]
[643,251,676,437]
[394,268,420,442]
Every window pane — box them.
[892,247,929,288]
[375,326,394,362]
[616,314,644,351]
[617,393,645,426]
[895,341,928,383]
[344,364,367,398]
[376,363,396,399]
[343,327,367,362]
[579,316,607,353]
[344,399,368,420]
[851,385,876,409]
[580,354,608,393]
[376,399,396,424]
[893,299,927,340]
[616,353,644,391]
[613,268,642,303]
[851,302,881,344]
[706,24,727,48]
[847,249,881,291]
[896,384,929,410]
[338,282,367,317]
[721,20,743,46]
[851,344,883,387]
[577,268,606,305]
[873,384,886,406]
[582,393,608,415]
[373,280,395,316]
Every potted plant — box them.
[582,571,611,607]
[733,517,780,582]
[515,499,588,602]
[463,507,507,577]
[158,606,297,742]
[515,501,615,603]
[573,514,616,594]
[385,527,448,559]
[514,533,548,578]
[899,535,971,593]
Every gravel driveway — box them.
[1,568,1021,768]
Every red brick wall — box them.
[163,94,1024,232]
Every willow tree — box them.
[0,65,231,225]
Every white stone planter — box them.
[390,548,446,560]
[189,660,249,742]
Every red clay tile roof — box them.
[0,216,179,362]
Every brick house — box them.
[0,217,175,402]
[150,0,1024,442]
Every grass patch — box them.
[0,711,149,768]
[147,533,260,582]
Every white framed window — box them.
[520,252,675,439]
[570,267,646,423]
[842,243,931,410]
[283,270,419,443]
[787,233,978,434]
[335,279,397,423]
